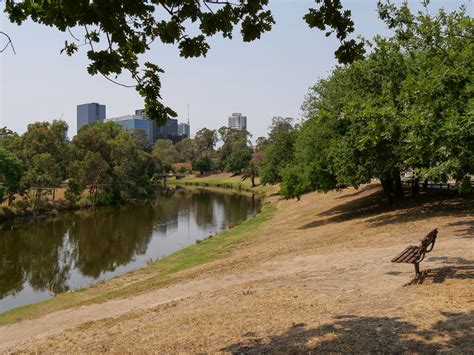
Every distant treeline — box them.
[0,119,262,213]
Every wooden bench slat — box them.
[405,250,421,263]
[400,247,419,263]
[392,246,417,263]
[391,246,411,262]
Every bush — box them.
[98,191,113,206]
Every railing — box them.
[401,179,474,193]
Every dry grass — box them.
[1,182,473,352]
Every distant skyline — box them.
[0,1,470,140]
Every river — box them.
[0,187,260,313]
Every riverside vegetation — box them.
[2,5,472,222]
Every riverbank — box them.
[169,173,280,198]
[0,178,277,325]
[1,179,473,352]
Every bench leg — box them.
[414,262,420,276]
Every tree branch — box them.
[0,31,16,54]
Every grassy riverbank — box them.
[170,173,280,198]
[0,187,277,326]
[2,182,474,352]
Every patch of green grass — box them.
[0,203,277,326]
[171,175,279,197]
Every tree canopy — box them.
[280,2,473,200]
[4,0,364,124]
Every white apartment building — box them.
[228,112,247,130]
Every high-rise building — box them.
[228,112,247,130]
[157,118,179,142]
[77,103,106,133]
[178,123,190,137]
[107,109,188,145]
[106,114,154,146]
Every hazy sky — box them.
[0,0,471,140]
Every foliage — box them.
[175,138,197,162]
[192,155,213,175]
[4,1,363,123]
[21,153,56,210]
[260,130,297,185]
[71,122,155,205]
[241,162,259,188]
[225,142,253,175]
[152,139,180,171]
[194,128,218,155]
[280,3,474,200]
[64,178,82,205]
[20,121,70,194]
[0,147,21,204]
[267,116,295,142]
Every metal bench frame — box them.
[391,229,438,276]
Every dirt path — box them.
[1,184,473,352]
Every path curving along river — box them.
[0,187,260,313]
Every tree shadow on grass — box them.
[222,311,474,353]
[335,184,380,200]
[298,188,388,229]
[405,259,474,285]
[299,187,474,230]
[411,257,474,285]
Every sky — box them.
[0,0,471,140]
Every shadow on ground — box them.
[446,220,474,239]
[406,257,474,285]
[299,186,474,230]
[222,311,474,353]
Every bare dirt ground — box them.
[1,183,473,353]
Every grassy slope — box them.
[0,182,277,326]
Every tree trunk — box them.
[380,177,393,204]
[393,172,404,199]
[52,188,56,201]
[412,177,420,196]
[251,176,256,187]
[423,179,428,190]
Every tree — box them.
[175,138,197,162]
[64,178,82,205]
[225,141,253,175]
[20,121,70,200]
[280,3,474,200]
[255,136,268,151]
[268,116,295,142]
[4,1,364,123]
[241,162,259,188]
[71,121,154,204]
[260,130,297,185]
[131,129,150,151]
[217,127,252,163]
[21,153,56,210]
[192,155,212,176]
[194,128,217,154]
[0,147,21,205]
[78,151,110,207]
[0,127,21,152]
[152,139,180,172]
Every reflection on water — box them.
[0,187,259,313]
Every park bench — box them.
[391,229,438,277]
